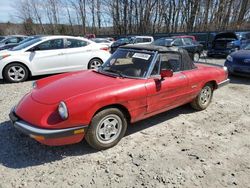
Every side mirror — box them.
[160,69,173,79]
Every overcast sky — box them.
[0,0,15,23]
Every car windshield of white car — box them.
[100,49,154,78]
[10,38,42,51]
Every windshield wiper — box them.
[103,68,125,78]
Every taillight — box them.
[100,47,109,51]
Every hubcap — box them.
[194,53,200,62]
[200,86,212,105]
[96,114,122,144]
[8,66,25,81]
[90,60,102,69]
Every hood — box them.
[31,70,131,104]
[230,49,250,59]
[214,32,238,40]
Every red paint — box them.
[15,64,228,146]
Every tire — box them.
[88,58,103,69]
[190,83,213,110]
[3,63,29,83]
[85,108,127,150]
[193,52,200,62]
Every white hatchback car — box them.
[0,36,111,82]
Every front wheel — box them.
[3,63,29,83]
[85,108,127,150]
[88,58,103,69]
[190,84,213,110]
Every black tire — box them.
[88,58,103,69]
[190,83,213,110]
[85,108,127,150]
[3,63,29,83]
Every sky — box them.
[0,0,15,23]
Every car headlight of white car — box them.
[0,54,10,60]
[58,101,68,120]
[226,55,233,62]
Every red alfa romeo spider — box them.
[9,45,229,150]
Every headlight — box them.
[32,81,37,89]
[226,55,233,62]
[58,101,68,120]
[0,54,10,60]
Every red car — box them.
[175,35,197,41]
[9,45,229,150]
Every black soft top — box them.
[120,44,179,53]
[120,44,196,70]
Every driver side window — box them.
[151,53,182,75]
[35,39,64,51]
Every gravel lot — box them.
[0,58,250,188]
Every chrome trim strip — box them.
[13,120,87,138]
[218,79,230,88]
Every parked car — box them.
[0,35,43,51]
[0,35,26,49]
[9,44,229,150]
[110,36,154,53]
[152,37,203,61]
[85,34,96,39]
[91,38,114,47]
[174,35,197,42]
[207,32,250,57]
[224,43,250,77]
[0,36,111,83]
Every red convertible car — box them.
[9,45,229,150]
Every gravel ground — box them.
[0,58,250,188]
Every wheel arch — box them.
[92,104,131,124]
[204,80,218,90]
[2,61,32,78]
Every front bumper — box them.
[207,49,234,57]
[218,79,230,88]
[225,61,250,77]
[9,108,87,146]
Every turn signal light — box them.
[30,134,45,141]
[74,129,84,134]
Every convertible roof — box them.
[120,44,179,53]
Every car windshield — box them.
[153,38,173,46]
[244,43,250,50]
[10,38,42,51]
[116,38,130,44]
[99,49,154,78]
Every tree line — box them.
[6,0,250,36]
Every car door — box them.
[28,38,67,75]
[63,38,93,70]
[146,53,189,114]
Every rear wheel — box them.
[190,84,213,110]
[85,108,127,150]
[88,58,103,69]
[193,52,200,62]
[3,63,29,83]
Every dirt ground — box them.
[0,58,250,188]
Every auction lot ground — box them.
[0,58,250,188]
